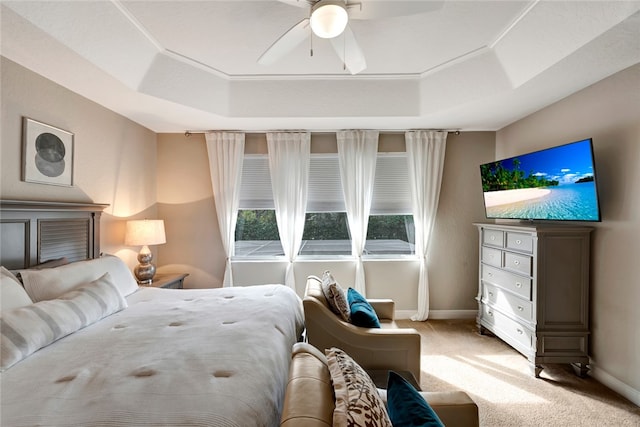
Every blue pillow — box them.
[387,371,444,427]
[347,287,380,328]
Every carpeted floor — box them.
[397,319,640,427]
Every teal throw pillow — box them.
[387,371,444,427]
[347,287,380,328]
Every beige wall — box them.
[5,50,637,404]
[156,131,494,317]
[496,63,640,404]
[1,57,158,268]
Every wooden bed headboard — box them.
[0,200,109,270]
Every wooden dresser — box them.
[474,223,592,377]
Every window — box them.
[300,154,351,256]
[235,155,283,257]
[234,152,415,257]
[366,153,415,255]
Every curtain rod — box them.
[184,129,460,137]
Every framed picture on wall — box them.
[22,117,74,186]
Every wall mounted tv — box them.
[480,138,601,222]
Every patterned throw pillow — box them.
[321,271,350,322]
[326,347,392,427]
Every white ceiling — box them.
[2,0,639,133]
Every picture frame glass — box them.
[22,118,74,186]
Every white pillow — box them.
[1,266,33,311]
[0,272,127,371]
[19,254,138,302]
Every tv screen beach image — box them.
[480,139,600,221]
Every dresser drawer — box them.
[504,251,532,276]
[483,283,533,323]
[506,232,534,253]
[479,303,496,326]
[492,309,533,351]
[481,246,502,267]
[483,229,504,247]
[482,265,532,300]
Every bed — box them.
[0,200,305,427]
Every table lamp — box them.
[125,219,166,284]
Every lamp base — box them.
[134,250,156,284]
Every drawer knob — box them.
[488,310,493,316]
[488,272,493,277]
[513,260,520,266]
[489,292,493,297]
[517,328,523,335]
[515,282,522,288]
[517,306,524,311]
[490,236,496,241]
[516,239,522,244]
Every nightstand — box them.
[142,273,189,289]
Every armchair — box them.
[303,275,422,384]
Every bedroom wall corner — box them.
[156,133,226,288]
[496,63,640,405]
[0,56,158,271]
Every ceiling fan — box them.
[258,0,442,75]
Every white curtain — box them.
[266,132,311,290]
[205,132,245,287]
[406,130,447,321]
[336,130,379,296]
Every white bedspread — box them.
[1,284,304,427]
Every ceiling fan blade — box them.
[330,25,366,75]
[276,0,313,8]
[347,0,444,20]
[258,18,311,66]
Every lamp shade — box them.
[125,220,166,246]
[310,1,348,39]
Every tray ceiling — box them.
[2,1,639,132]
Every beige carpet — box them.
[397,319,640,427]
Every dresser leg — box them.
[530,363,543,378]
[571,362,589,378]
[477,324,494,336]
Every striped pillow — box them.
[0,272,127,371]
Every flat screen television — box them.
[479,138,601,222]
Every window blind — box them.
[307,155,345,212]
[239,153,411,214]
[371,153,411,214]
[239,155,274,209]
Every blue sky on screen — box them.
[497,139,595,184]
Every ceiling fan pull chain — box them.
[310,31,314,57]
[309,8,314,57]
[343,33,346,70]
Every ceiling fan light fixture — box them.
[310,1,348,39]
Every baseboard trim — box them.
[589,362,640,407]
[396,310,477,320]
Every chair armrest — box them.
[420,391,479,427]
[377,390,479,427]
[367,299,395,320]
